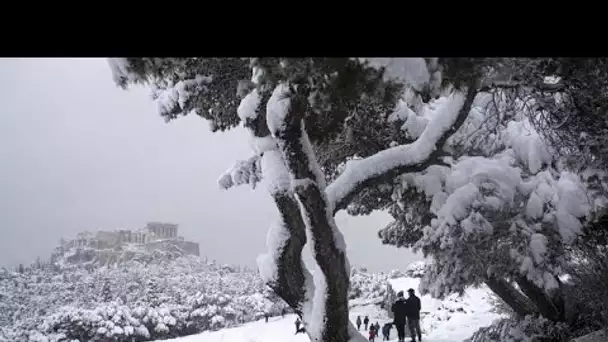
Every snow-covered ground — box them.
[160,276,502,342]
[159,312,454,342]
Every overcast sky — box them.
[0,58,421,272]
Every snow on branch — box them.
[217,155,262,190]
[107,58,134,86]
[327,81,479,213]
[107,58,146,88]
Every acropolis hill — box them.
[58,222,200,257]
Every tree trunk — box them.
[274,89,352,341]
[485,276,537,318]
[240,94,311,317]
[514,275,565,322]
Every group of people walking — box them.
[355,316,395,341]
[356,288,422,342]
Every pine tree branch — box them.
[328,79,480,214]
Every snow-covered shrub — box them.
[349,271,388,306]
[403,261,426,278]
[388,269,405,279]
[466,315,570,342]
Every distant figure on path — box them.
[381,322,393,341]
[295,317,302,334]
[368,325,377,341]
[364,315,370,330]
[356,316,362,330]
[281,308,286,317]
[264,313,269,323]
[406,288,422,342]
[374,322,380,333]
[391,290,408,342]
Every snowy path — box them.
[160,305,463,342]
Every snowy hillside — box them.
[0,247,289,342]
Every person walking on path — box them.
[391,291,408,342]
[374,322,380,333]
[295,317,302,334]
[406,288,422,342]
[356,316,362,330]
[368,325,377,342]
[382,322,393,341]
[364,316,370,330]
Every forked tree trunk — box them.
[275,91,351,341]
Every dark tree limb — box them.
[514,275,565,322]
[485,276,537,318]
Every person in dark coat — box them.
[406,288,422,342]
[364,316,370,330]
[264,313,269,323]
[391,291,408,342]
[356,316,362,330]
[374,322,380,334]
[295,317,302,334]
[382,322,393,341]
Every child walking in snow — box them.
[368,325,377,342]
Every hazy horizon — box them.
[0,58,422,272]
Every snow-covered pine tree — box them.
[145,278,160,307]
[108,57,607,341]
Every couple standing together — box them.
[391,288,422,342]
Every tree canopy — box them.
[109,57,608,342]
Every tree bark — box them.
[270,193,309,313]
[485,276,537,318]
[514,275,565,322]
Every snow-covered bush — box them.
[403,261,426,278]
[466,315,570,342]
[349,271,388,306]
[388,269,405,279]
